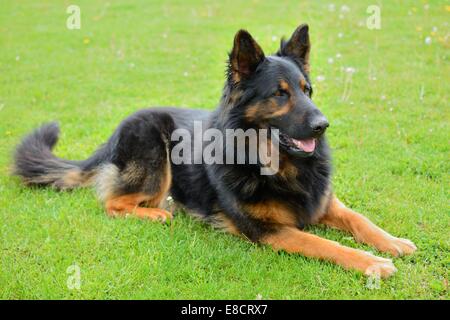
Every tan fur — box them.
[303,61,310,73]
[270,102,292,117]
[319,196,417,257]
[262,226,397,278]
[299,78,306,92]
[105,193,172,221]
[245,99,292,121]
[244,104,259,121]
[19,167,95,190]
[60,169,96,188]
[244,201,297,226]
[279,80,290,91]
[277,154,299,179]
[244,80,296,122]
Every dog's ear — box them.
[229,30,265,83]
[279,24,311,73]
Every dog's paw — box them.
[132,208,173,223]
[377,236,417,257]
[343,248,397,278]
[362,252,397,278]
[147,208,173,223]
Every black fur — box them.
[13,122,79,186]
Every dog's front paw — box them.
[363,254,397,278]
[341,248,397,278]
[377,236,417,257]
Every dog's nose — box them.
[311,118,329,134]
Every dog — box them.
[13,24,416,278]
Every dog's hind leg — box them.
[319,196,417,257]
[96,112,174,222]
[100,163,173,222]
[105,192,172,222]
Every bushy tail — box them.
[13,122,98,190]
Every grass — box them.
[0,0,449,299]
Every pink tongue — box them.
[293,138,316,152]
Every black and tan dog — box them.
[13,24,416,277]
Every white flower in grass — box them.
[336,53,342,59]
[345,67,356,74]
[327,57,334,64]
[328,4,336,12]
[316,75,326,82]
[340,5,350,13]
[183,71,189,77]
[271,35,277,42]
[424,36,432,45]
[338,32,344,38]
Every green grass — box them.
[0,0,449,299]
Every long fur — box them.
[13,122,108,189]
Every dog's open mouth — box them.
[277,131,317,155]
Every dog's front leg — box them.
[261,226,397,278]
[319,196,417,257]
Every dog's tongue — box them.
[292,138,316,152]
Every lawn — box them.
[0,0,448,299]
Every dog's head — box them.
[226,24,328,158]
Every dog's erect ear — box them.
[279,24,311,73]
[229,30,265,82]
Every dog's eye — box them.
[274,89,289,97]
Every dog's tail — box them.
[13,122,108,190]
